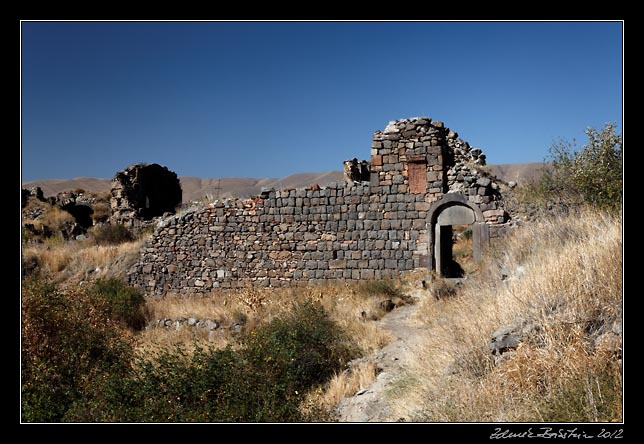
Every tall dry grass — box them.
[21,237,147,284]
[392,207,622,422]
[300,359,378,418]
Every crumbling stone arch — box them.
[427,193,489,276]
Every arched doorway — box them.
[427,193,489,277]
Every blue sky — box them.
[20,21,623,182]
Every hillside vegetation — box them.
[22,266,402,421]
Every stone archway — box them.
[427,193,489,276]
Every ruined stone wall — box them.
[129,183,422,296]
[128,117,510,296]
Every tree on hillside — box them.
[533,122,622,211]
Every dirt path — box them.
[335,290,426,422]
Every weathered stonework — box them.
[128,117,510,296]
[110,163,182,226]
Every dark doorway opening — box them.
[428,194,490,278]
[433,203,476,278]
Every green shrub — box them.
[70,301,355,422]
[63,345,233,422]
[22,283,354,422]
[92,223,135,245]
[523,123,622,212]
[239,301,356,421]
[125,346,245,422]
[88,278,147,330]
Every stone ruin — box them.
[21,186,44,204]
[110,163,182,226]
[22,164,183,241]
[128,117,512,296]
[22,186,100,240]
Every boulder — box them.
[489,326,520,356]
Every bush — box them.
[114,346,246,422]
[22,283,354,422]
[88,278,147,330]
[525,123,622,212]
[21,277,133,422]
[68,301,355,422]
[92,223,135,245]
[239,301,356,421]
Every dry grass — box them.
[23,204,75,232]
[22,194,148,284]
[21,236,147,285]
[301,359,378,418]
[91,202,112,224]
[452,229,476,274]
[391,207,622,422]
[138,281,394,355]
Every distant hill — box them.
[22,163,544,203]
[178,171,346,202]
[21,177,114,198]
[486,162,546,185]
